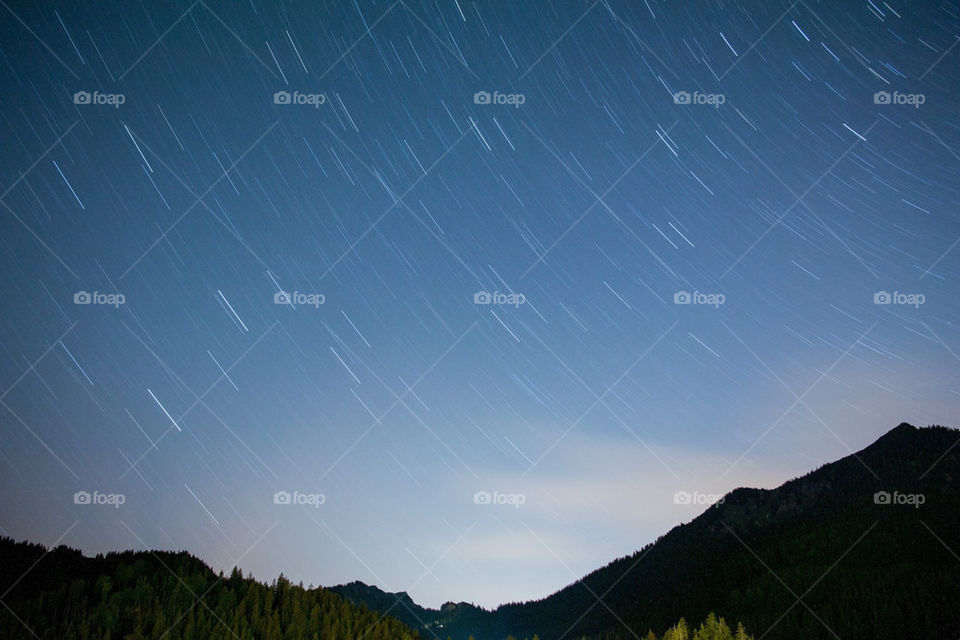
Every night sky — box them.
[1,0,958,609]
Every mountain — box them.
[328,581,441,631]
[328,581,490,636]
[0,538,421,640]
[334,423,960,640]
[1,423,955,639]
[0,540,751,640]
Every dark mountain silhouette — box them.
[328,580,488,635]
[0,540,751,640]
[332,423,960,640]
[0,423,955,639]
[0,538,421,640]
[328,580,441,630]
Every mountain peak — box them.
[882,421,918,438]
[859,422,957,465]
[326,421,960,640]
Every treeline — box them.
[0,535,759,640]
[464,613,754,640]
[0,537,419,640]
[645,614,753,640]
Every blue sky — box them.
[0,0,958,609]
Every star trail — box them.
[0,0,958,609]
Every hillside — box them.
[0,539,753,640]
[1,422,954,640]
[0,538,421,640]
[337,423,960,640]
[328,580,441,631]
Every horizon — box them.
[4,418,940,611]
[1,0,959,613]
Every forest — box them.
[0,536,753,640]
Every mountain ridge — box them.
[2,422,957,639]
[330,422,960,640]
